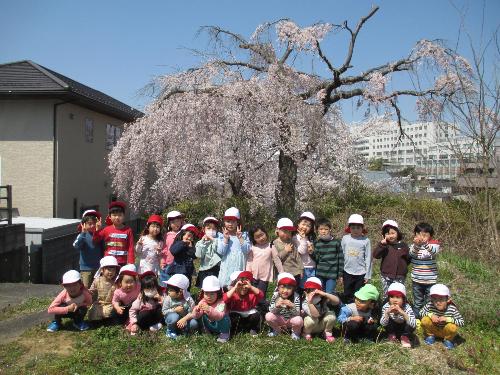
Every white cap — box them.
[229,271,241,284]
[119,264,137,275]
[223,207,240,221]
[387,282,406,297]
[348,214,364,225]
[167,210,183,219]
[276,217,296,231]
[202,275,221,292]
[94,256,119,279]
[167,274,190,290]
[430,284,450,297]
[62,270,81,284]
[203,216,219,225]
[181,223,197,232]
[382,219,399,229]
[299,211,316,223]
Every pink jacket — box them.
[246,243,284,282]
[48,287,92,315]
[112,284,141,306]
[129,296,161,325]
[191,298,226,321]
[160,231,176,267]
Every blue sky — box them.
[1,0,498,121]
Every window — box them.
[106,124,122,151]
[84,118,93,143]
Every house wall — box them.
[55,102,124,218]
[0,99,55,217]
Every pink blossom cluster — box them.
[276,20,333,51]
[363,72,388,103]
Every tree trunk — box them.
[276,150,297,217]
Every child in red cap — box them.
[136,215,164,274]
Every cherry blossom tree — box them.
[109,6,473,216]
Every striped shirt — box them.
[409,240,440,284]
[420,302,465,327]
[269,292,301,320]
[311,238,344,279]
[93,225,135,265]
[380,302,416,328]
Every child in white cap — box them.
[295,212,316,291]
[195,216,221,288]
[302,277,341,342]
[87,256,120,321]
[47,270,92,332]
[274,218,304,287]
[265,272,303,340]
[163,274,198,339]
[184,275,231,343]
[420,284,464,349]
[159,210,185,285]
[217,207,251,287]
[112,264,140,325]
[380,282,416,348]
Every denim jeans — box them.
[165,312,199,333]
[318,277,337,295]
[412,282,433,317]
[300,268,316,288]
[201,314,231,334]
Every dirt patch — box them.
[14,330,75,367]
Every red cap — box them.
[147,215,164,227]
[120,270,137,277]
[304,280,322,291]
[387,290,405,298]
[236,270,253,281]
[139,270,157,279]
[109,201,126,211]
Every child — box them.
[224,271,264,336]
[409,222,440,317]
[160,210,185,285]
[274,218,303,287]
[162,273,198,339]
[195,216,222,288]
[87,256,119,321]
[295,212,316,289]
[217,207,251,287]
[338,283,380,342]
[93,201,134,267]
[373,220,410,297]
[184,275,231,343]
[380,282,416,348]
[112,264,140,325]
[310,218,343,295]
[128,271,164,335]
[47,270,92,332]
[167,224,198,289]
[246,224,284,295]
[265,272,303,340]
[420,284,464,349]
[136,214,164,274]
[341,214,372,303]
[73,210,103,288]
[302,277,340,342]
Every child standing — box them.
[265,272,303,340]
[310,218,343,295]
[167,224,198,289]
[341,214,372,303]
[420,284,464,349]
[87,256,119,321]
[93,201,134,267]
[217,207,251,287]
[128,271,164,335]
[112,264,140,325]
[224,271,264,336]
[409,222,440,317]
[246,224,284,295]
[295,212,316,289]
[136,215,164,274]
[380,282,416,348]
[47,270,92,332]
[373,220,410,297]
[73,210,103,288]
[195,216,222,288]
[338,283,380,342]
[159,210,185,285]
[184,276,231,343]
[302,277,340,342]
[274,218,303,287]
[163,274,198,339]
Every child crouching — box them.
[87,256,119,321]
[163,274,198,339]
[380,282,416,348]
[420,284,464,349]
[338,284,380,343]
[47,270,92,332]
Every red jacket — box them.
[223,290,264,312]
[93,225,135,265]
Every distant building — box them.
[0,60,142,218]
[456,138,500,190]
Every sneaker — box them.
[304,334,312,341]
[268,330,279,337]
[443,339,455,350]
[47,321,60,332]
[400,335,411,348]
[424,335,436,345]
[149,322,163,332]
[165,329,178,340]
[388,333,398,343]
[130,331,137,336]
[291,332,300,340]
[217,333,230,343]
[325,334,335,343]
[249,329,258,337]
[73,321,90,331]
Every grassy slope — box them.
[0,252,498,375]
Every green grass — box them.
[0,297,53,322]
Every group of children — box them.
[55,201,464,349]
